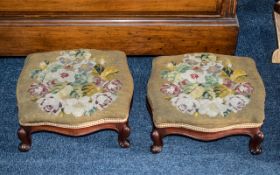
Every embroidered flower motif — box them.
[171,94,199,115]
[234,82,254,96]
[37,94,63,116]
[160,53,254,117]
[160,83,181,96]
[225,95,250,113]
[92,77,105,86]
[63,96,95,117]
[181,70,206,84]
[57,85,73,99]
[92,92,116,110]
[54,69,76,83]
[183,54,202,66]
[198,98,227,117]
[103,80,122,94]
[28,83,49,98]
[223,78,235,89]
[205,62,224,74]
[28,49,122,117]
[74,59,96,73]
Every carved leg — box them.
[17,126,32,152]
[118,123,130,148]
[249,130,264,155]
[151,128,163,154]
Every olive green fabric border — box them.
[147,53,265,131]
[17,49,134,127]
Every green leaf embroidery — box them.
[84,108,97,116]
[182,83,198,94]
[50,83,65,94]
[175,64,191,73]
[160,70,169,79]
[70,90,81,98]
[204,75,219,87]
[30,69,42,79]
[50,64,63,72]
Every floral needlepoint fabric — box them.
[160,53,254,117]
[28,49,122,117]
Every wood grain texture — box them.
[0,18,238,56]
[0,0,238,56]
[0,0,231,17]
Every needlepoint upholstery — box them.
[147,53,265,132]
[17,49,133,128]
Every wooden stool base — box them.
[17,122,130,152]
[150,127,264,155]
[147,99,264,155]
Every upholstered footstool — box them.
[17,49,133,151]
[147,53,265,154]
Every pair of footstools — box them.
[17,49,265,154]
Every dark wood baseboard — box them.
[17,122,130,152]
[0,17,239,56]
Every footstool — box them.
[17,49,134,151]
[147,53,265,154]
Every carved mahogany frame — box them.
[146,98,264,155]
[18,94,133,152]
[18,122,130,152]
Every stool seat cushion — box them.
[147,53,265,132]
[17,49,133,128]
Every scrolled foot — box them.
[119,140,130,148]
[118,123,130,148]
[249,131,264,155]
[151,145,162,154]
[151,129,163,154]
[17,126,32,152]
[18,143,31,152]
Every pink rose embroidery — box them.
[223,79,235,89]
[103,80,122,94]
[234,82,254,96]
[92,77,105,86]
[160,83,181,96]
[178,79,189,88]
[28,83,49,97]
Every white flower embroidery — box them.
[171,94,199,115]
[63,96,95,117]
[198,98,227,117]
[160,53,253,117]
[28,49,122,117]
[225,95,250,113]
[37,94,63,116]
[92,92,117,110]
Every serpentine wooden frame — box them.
[147,98,264,155]
[18,122,130,152]
[17,98,133,152]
